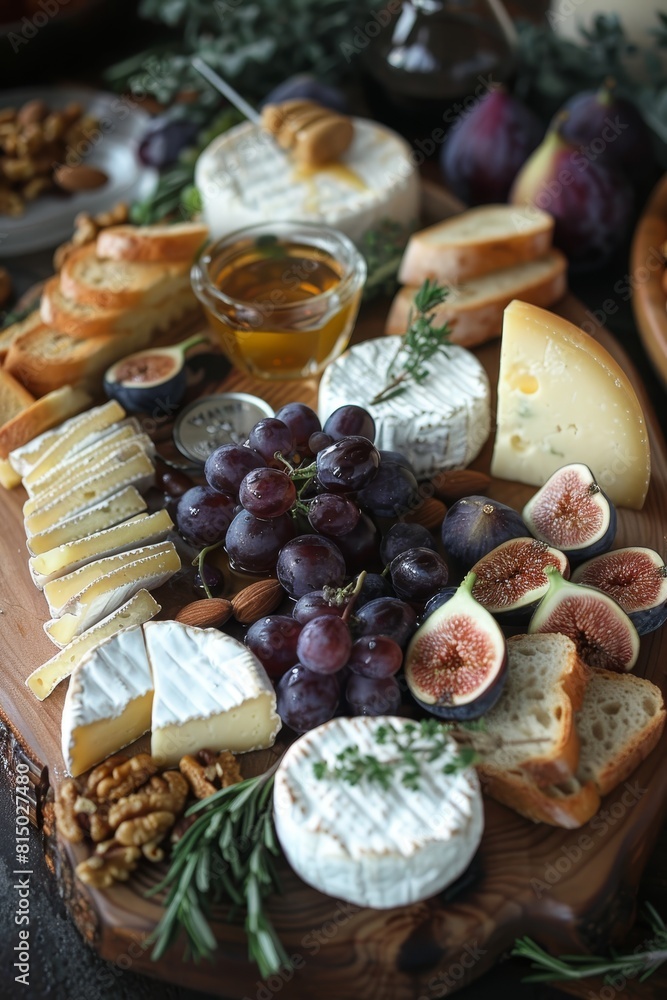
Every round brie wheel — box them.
[273,715,484,910]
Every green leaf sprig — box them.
[370,279,452,406]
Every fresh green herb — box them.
[359,219,411,301]
[370,279,452,406]
[513,903,667,984]
[147,764,288,977]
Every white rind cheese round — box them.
[318,337,490,479]
[196,119,420,244]
[273,716,484,909]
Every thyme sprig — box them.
[371,279,452,406]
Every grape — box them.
[205,444,265,495]
[276,534,346,598]
[239,468,296,519]
[316,436,380,493]
[308,431,334,454]
[346,674,401,716]
[380,522,436,565]
[389,547,449,602]
[296,615,352,674]
[357,462,421,519]
[276,665,339,732]
[154,458,194,498]
[176,486,236,547]
[421,587,457,623]
[138,116,198,168]
[356,572,393,608]
[379,450,416,474]
[334,512,381,574]
[293,590,346,624]
[225,510,295,573]
[248,418,293,462]
[245,615,302,679]
[324,405,375,442]
[307,494,360,537]
[193,563,224,596]
[274,403,321,454]
[355,597,418,647]
[347,636,403,678]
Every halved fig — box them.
[522,463,616,563]
[572,547,667,636]
[528,567,639,672]
[405,572,507,720]
[441,495,528,571]
[471,537,570,623]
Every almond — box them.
[54,164,108,192]
[432,469,491,503]
[231,578,284,625]
[174,598,233,629]
[403,497,447,531]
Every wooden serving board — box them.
[3,183,667,999]
[631,172,667,388]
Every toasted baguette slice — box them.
[386,250,568,348]
[0,367,35,425]
[60,243,191,309]
[96,222,208,263]
[0,308,42,363]
[0,386,91,460]
[399,205,555,286]
[478,634,589,788]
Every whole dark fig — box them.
[441,495,528,571]
[441,85,543,205]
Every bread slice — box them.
[96,222,208,263]
[399,205,555,286]
[0,385,91,459]
[0,309,42,363]
[478,633,589,788]
[59,243,192,310]
[385,250,568,348]
[0,367,35,425]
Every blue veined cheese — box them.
[196,118,420,245]
[273,715,484,909]
[318,336,490,479]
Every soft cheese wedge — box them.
[146,621,281,766]
[27,486,147,556]
[25,419,143,497]
[23,400,125,488]
[274,715,484,909]
[61,625,154,777]
[24,450,154,536]
[45,543,180,646]
[9,398,118,476]
[30,509,173,589]
[26,590,161,700]
[491,300,651,509]
[0,385,91,460]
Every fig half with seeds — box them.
[405,572,507,720]
[572,547,667,636]
[522,463,616,563]
[471,537,570,623]
[440,495,528,572]
[528,568,640,673]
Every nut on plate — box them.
[231,578,283,624]
[175,597,233,629]
[75,846,141,888]
[404,497,447,531]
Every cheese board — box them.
[2,181,667,1000]
[631,172,667,389]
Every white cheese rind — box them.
[196,118,420,245]
[22,400,125,487]
[26,486,147,556]
[318,337,490,478]
[274,716,484,909]
[9,402,125,476]
[27,423,147,498]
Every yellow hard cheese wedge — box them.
[26,590,161,701]
[26,419,142,497]
[0,457,21,489]
[23,399,125,488]
[30,508,173,589]
[45,543,180,647]
[27,486,147,556]
[491,300,651,509]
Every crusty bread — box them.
[59,243,191,310]
[478,633,589,788]
[481,771,601,829]
[0,309,42,363]
[386,251,568,347]
[399,205,555,286]
[0,385,91,459]
[0,367,35,425]
[96,222,208,263]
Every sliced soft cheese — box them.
[318,336,491,479]
[146,621,281,766]
[0,457,21,489]
[27,486,147,556]
[30,509,173,590]
[274,715,484,909]
[26,420,144,497]
[61,625,153,777]
[45,543,180,647]
[26,590,161,700]
[196,117,420,245]
[491,301,651,509]
[9,401,123,476]
[23,400,125,488]
[24,451,154,537]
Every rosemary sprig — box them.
[370,279,452,406]
[146,764,289,978]
[512,904,667,984]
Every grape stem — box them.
[341,571,367,624]
[192,540,226,599]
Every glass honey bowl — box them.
[191,221,367,380]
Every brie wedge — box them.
[26,421,145,498]
[26,486,147,556]
[23,400,125,488]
